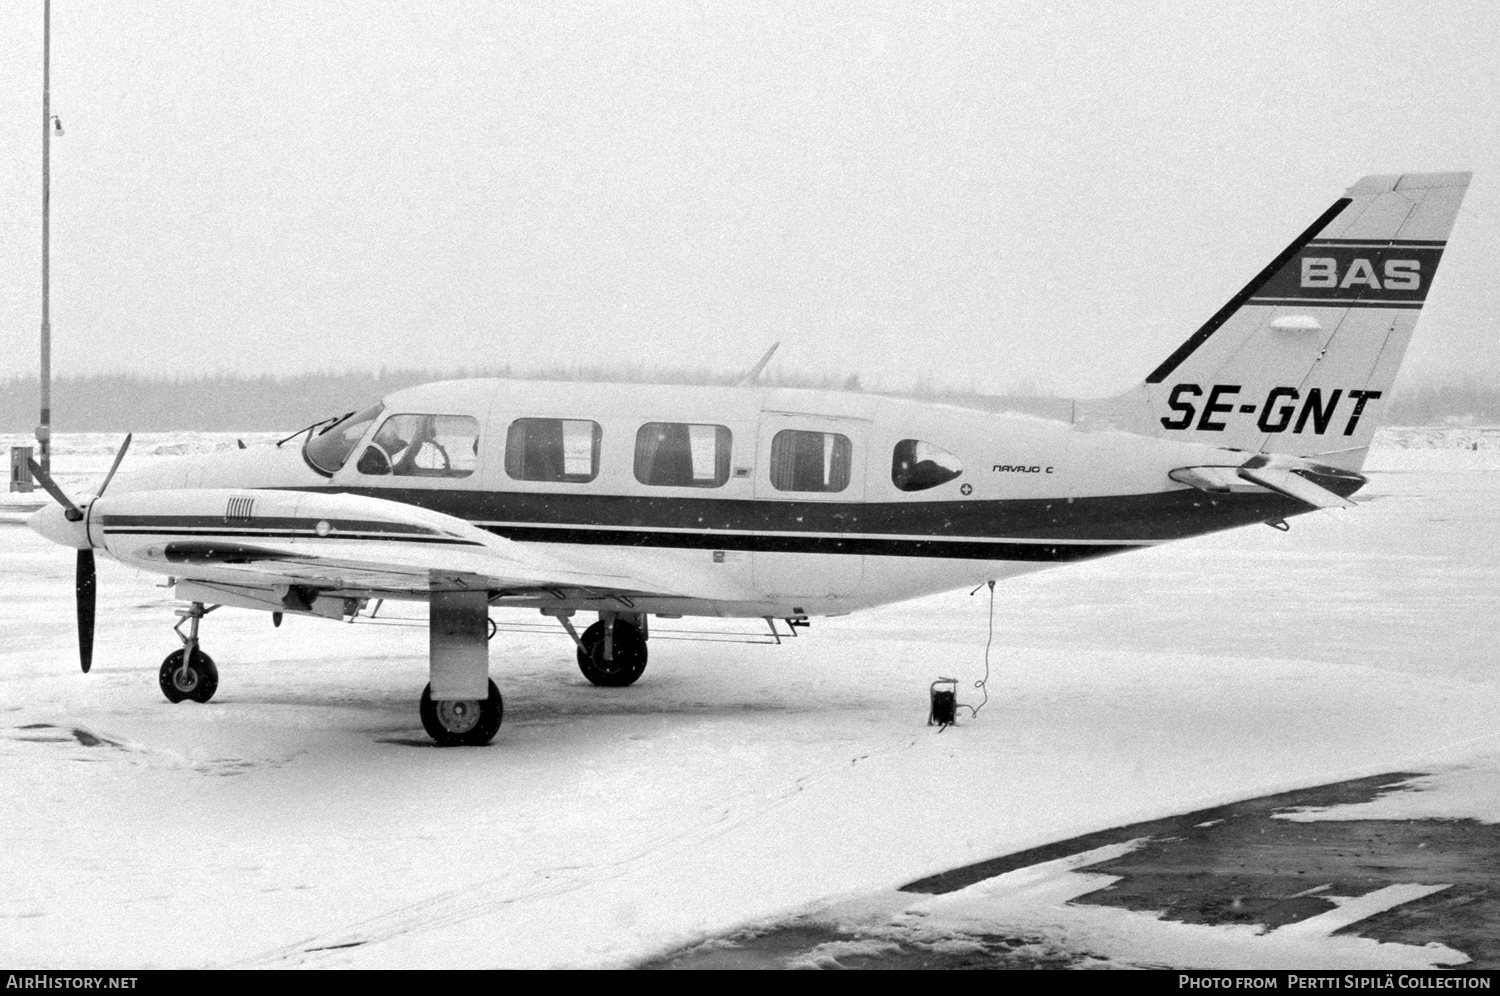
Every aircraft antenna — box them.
[738,342,780,386]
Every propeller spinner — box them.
[25,434,132,673]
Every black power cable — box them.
[958,579,996,720]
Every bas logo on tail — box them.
[1251,240,1444,307]
[1301,257,1419,289]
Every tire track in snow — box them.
[237,734,922,966]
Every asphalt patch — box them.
[1064,774,1500,968]
[645,771,1500,969]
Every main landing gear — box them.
[418,606,649,745]
[420,679,503,747]
[576,613,649,687]
[422,589,503,747]
[159,602,219,704]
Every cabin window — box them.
[304,402,385,475]
[769,430,852,493]
[355,414,479,478]
[505,418,602,483]
[891,439,963,492]
[635,423,731,488]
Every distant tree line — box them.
[0,366,845,432]
[1380,379,1500,426]
[1,369,1496,432]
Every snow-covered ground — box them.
[1,429,1497,968]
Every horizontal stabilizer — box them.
[1236,467,1355,509]
[1171,459,1361,508]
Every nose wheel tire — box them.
[420,680,503,746]
[159,648,219,704]
[577,620,648,687]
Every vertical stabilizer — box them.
[1077,172,1470,469]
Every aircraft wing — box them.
[93,488,689,603]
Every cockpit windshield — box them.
[303,402,384,475]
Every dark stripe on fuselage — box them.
[485,526,1137,562]
[278,482,1350,559]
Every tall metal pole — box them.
[38,0,52,475]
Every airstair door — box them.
[751,414,867,601]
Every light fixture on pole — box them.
[38,0,53,475]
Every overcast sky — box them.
[1,1,1496,396]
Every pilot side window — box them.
[505,418,602,483]
[891,439,963,492]
[769,429,852,493]
[635,423,731,488]
[355,414,479,478]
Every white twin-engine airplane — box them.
[28,171,1470,746]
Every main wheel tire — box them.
[158,648,219,704]
[420,680,503,746]
[576,620,648,687]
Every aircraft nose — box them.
[28,501,91,549]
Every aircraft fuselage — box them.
[101,378,1359,620]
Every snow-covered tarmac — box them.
[1,429,1497,968]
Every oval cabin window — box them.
[891,439,962,492]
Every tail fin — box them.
[1078,172,1471,469]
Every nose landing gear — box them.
[159,602,219,704]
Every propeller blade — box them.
[96,433,133,497]
[26,453,104,673]
[76,549,96,673]
[25,457,82,518]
